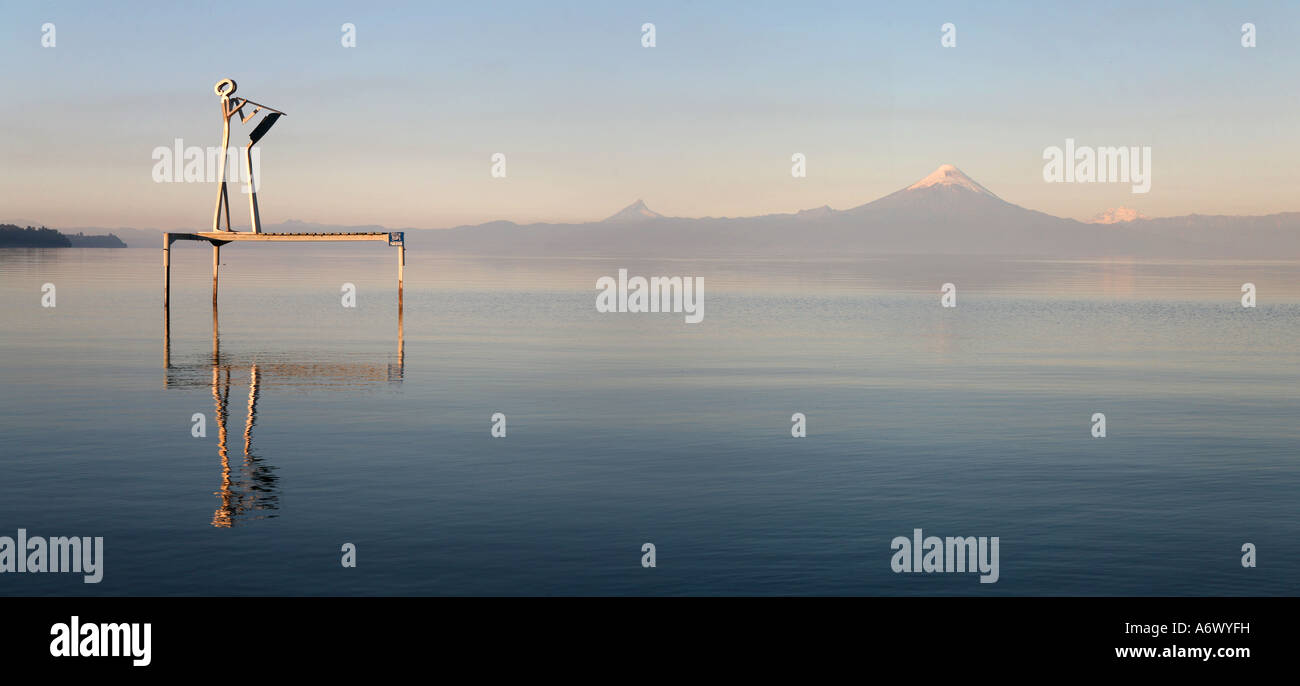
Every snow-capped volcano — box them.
[603,199,664,223]
[829,162,1094,253]
[844,163,1012,216]
[905,164,1000,199]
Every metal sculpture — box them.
[211,78,285,233]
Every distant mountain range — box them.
[39,165,1300,257]
[415,165,1298,258]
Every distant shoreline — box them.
[0,224,125,248]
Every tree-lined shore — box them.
[0,224,125,248]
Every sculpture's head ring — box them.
[214,79,237,97]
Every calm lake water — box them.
[1,245,1297,595]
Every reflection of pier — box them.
[165,301,403,528]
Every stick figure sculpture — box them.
[211,79,286,233]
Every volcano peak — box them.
[906,164,999,198]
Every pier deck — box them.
[169,231,395,243]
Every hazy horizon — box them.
[15,162,1300,236]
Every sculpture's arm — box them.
[225,98,250,120]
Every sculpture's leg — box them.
[221,183,231,232]
[244,144,261,234]
[213,109,232,231]
[212,176,227,232]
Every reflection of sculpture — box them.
[210,363,278,528]
[211,78,285,234]
[164,300,403,528]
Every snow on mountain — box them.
[904,164,1001,199]
[1089,207,1149,224]
[844,164,1013,216]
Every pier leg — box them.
[397,280,405,372]
[163,233,171,374]
[397,243,405,313]
[163,233,171,311]
[163,314,171,372]
[212,243,220,307]
[212,298,220,364]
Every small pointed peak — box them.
[906,164,998,198]
[603,199,664,222]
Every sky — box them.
[2,0,1298,230]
